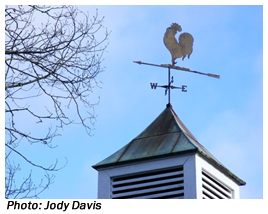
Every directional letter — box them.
[182,85,187,92]
[150,83,158,89]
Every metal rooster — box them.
[163,23,194,65]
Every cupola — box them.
[92,104,245,199]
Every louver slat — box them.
[202,170,233,199]
[112,183,184,199]
[112,177,183,193]
[112,170,183,186]
[111,167,184,199]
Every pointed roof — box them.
[92,104,245,186]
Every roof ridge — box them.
[169,105,198,142]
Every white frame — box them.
[96,153,240,199]
[195,154,239,199]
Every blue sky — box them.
[5,5,263,199]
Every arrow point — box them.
[133,61,142,65]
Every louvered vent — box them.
[202,170,233,199]
[111,166,184,199]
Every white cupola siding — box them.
[92,104,245,199]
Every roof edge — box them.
[92,149,198,170]
[197,151,246,186]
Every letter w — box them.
[150,83,158,89]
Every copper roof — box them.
[92,104,245,186]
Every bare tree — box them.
[5,5,109,198]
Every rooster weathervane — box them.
[134,22,220,105]
[163,23,194,65]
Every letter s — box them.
[96,203,101,210]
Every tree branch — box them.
[5,5,109,199]
[5,143,67,171]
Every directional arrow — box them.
[134,61,220,79]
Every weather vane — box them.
[134,23,220,105]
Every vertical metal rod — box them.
[168,67,170,104]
